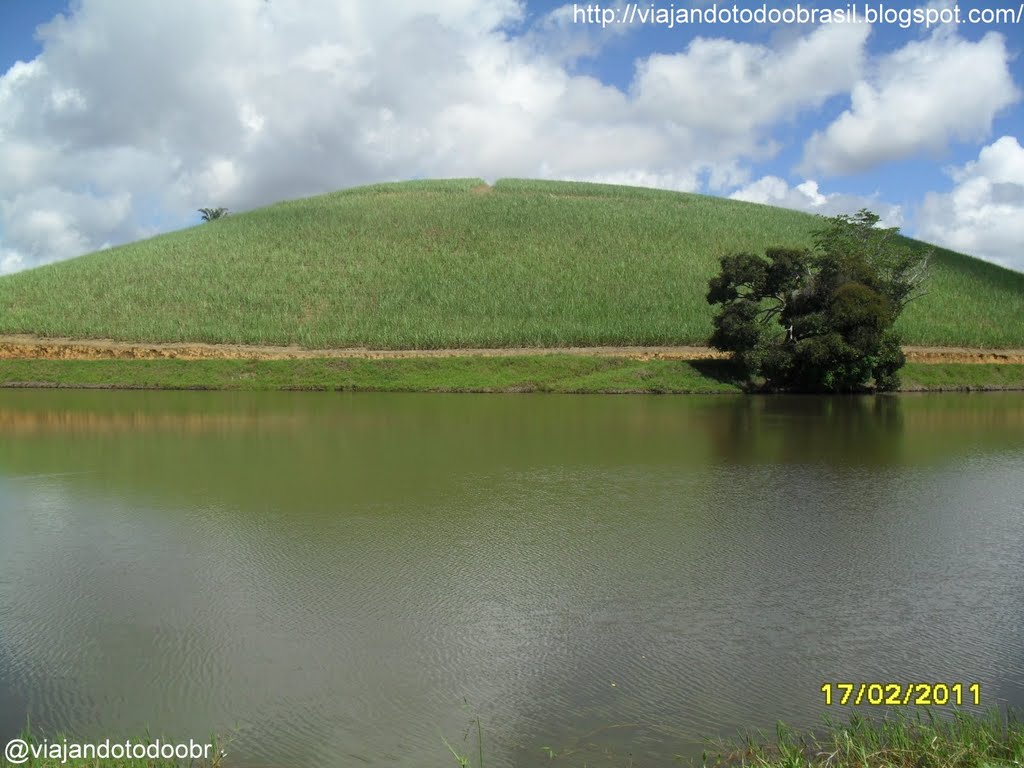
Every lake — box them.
[1,390,1023,767]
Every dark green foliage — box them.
[198,207,229,222]
[872,331,906,392]
[706,210,929,393]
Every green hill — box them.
[1,178,1022,349]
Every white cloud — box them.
[917,136,1024,272]
[802,30,1019,175]
[729,176,904,227]
[573,168,701,192]
[0,188,134,267]
[0,248,25,276]
[0,0,929,273]
[522,2,634,64]
[632,22,869,173]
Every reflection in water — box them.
[710,396,906,466]
[0,391,1023,767]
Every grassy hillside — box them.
[1,178,1022,349]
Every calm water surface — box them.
[1,391,1023,767]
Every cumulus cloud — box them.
[729,176,904,227]
[0,188,133,269]
[632,21,869,177]
[802,29,1019,175]
[0,248,25,276]
[917,136,1024,272]
[0,0,876,272]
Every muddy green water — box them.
[1,391,1023,767]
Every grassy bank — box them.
[1,179,1022,349]
[2,356,1023,393]
[699,707,1024,768]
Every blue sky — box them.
[539,0,1024,200]
[1,0,1022,274]
[0,1,67,63]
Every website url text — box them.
[572,3,1024,29]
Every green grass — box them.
[1,357,1022,393]
[0,356,745,393]
[1,179,1021,349]
[702,707,1024,768]
[900,363,1024,391]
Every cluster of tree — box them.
[706,210,930,393]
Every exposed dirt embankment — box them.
[1,335,1023,364]
[900,347,1024,364]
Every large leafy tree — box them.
[706,210,929,393]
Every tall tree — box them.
[706,210,929,393]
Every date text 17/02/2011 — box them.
[821,682,982,706]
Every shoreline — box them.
[3,354,1024,394]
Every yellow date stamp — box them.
[821,682,981,706]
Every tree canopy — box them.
[706,210,929,393]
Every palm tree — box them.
[198,207,229,222]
